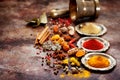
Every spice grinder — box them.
[69,0,100,21]
[50,0,100,21]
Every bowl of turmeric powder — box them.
[81,53,116,71]
[75,22,107,37]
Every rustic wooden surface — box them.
[0,0,120,80]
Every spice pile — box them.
[79,23,101,35]
[33,17,91,78]
[27,11,114,78]
[87,55,110,68]
[83,39,104,50]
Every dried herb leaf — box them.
[26,12,48,27]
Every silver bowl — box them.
[77,37,110,52]
[75,22,107,37]
[81,53,116,71]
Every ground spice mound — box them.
[80,23,101,34]
[83,39,104,50]
[87,55,110,68]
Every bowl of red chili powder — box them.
[77,37,110,52]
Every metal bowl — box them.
[77,37,110,52]
[81,53,116,71]
[75,22,107,37]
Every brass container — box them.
[69,0,100,21]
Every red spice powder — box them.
[83,39,104,50]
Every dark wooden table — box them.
[0,0,120,80]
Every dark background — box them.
[0,0,120,80]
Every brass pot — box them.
[69,0,100,21]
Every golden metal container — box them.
[69,0,100,21]
[49,8,69,18]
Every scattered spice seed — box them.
[65,71,68,74]
[44,67,51,72]
[40,51,42,53]
[30,34,32,36]
[53,68,57,71]
[42,57,44,59]
[41,64,43,66]
[49,65,54,68]
[36,53,40,55]
[54,70,59,75]
[46,60,51,65]
[46,53,49,56]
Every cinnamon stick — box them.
[40,31,50,44]
[35,26,49,45]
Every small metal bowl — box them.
[81,53,116,71]
[75,22,107,37]
[77,37,110,52]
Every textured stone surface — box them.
[0,0,120,80]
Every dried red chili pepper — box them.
[69,38,76,44]
[68,38,76,48]
[58,18,64,23]
[45,56,51,61]
[67,18,72,24]
[65,19,70,26]
[52,53,57,58]
[69,44,76,48]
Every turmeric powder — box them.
[64,69,91,78]
[87,55,110,68]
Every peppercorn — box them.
[41,64,43,66]
[54,70,59,75]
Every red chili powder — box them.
[83,39,104,50]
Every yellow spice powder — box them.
[60,69,91,78]
[78,70,91,78]
[80,23,101,34]
[87,55,110,68]
[60,73,65,78]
